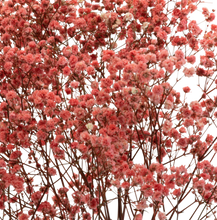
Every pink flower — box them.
[78,144,88,153]
[205,51,214,58]
[88,198,98,209]
[179,127,186,133]
[205,134,213,144]
[145,174,153,183]
[121,181,130,189]
[10,150,22,160]
[205,183,214,191]
[38,201,53,214]
[4,62,13,72]
[186,55,196,64]
[124,63,137,73]
[141,184,153,197]
[46,100,56,108]
[6,91,17,100]
[7,144,15,150]
[62,46,72,57]
[177,138,188,149]
[100,78,113,88]
[162,59,174,73]
[70,81,80,88]
[53,147,65,159]
[169,128,180,140]
[180,83,194,95]
[21,63,31,72]
[12,164,21,174]
[101,136,111,147]
[25,54,35,64]
[157,30,167,40]
[91,60,100,68]
[183,118,194,127]
[158,49,169,61]
[63,66,71,76]
[87,66,95,75]
[172,36,188,46]
[196,67,205,76]
[74,107,86,119]
[183,67,195,77]
[188,20,202,36]
[102,50,115,62]
[153,191,162,202]
[154,183,164,192]
[163,120,173,132]
[200,173,210,180]
[57,56,68,66]
[86,99,95,108]
[0,159,6,167]
[18,213,29,220]
[71,142,78,149]
[173,188,181,197]
[83,213,91,220]
[152,85,164,95]
[13,177,24,193]
[1,33,11,42]
[182,108,193,118]
[36,130,48,140]
[75,61,87,72]
[190,101,202,115]
[175,50,185,60]
[145,53,157,63]
[158,211,166,220]
[28,41,36,48]
[80,131,90,142]
[55,135,65,143]
[69,98,79,106]
[60,110,71,120]
[134,213,143,220]
[48,167,57,176]
[74,18,87,28]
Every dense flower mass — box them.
[0,0,217,219]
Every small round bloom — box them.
[183,67,195,77]
[4,62,13,72]
[86,123,93,130]
[25,54,35,64]
[124,13,133,21]
[158,211,166,220]
[131,87,138,95]
[60,110,71,120]
[57,57,68,66]
[152,85,164,95]
[48,167,57,176]
[18,213,29,220]
[63,66,71,76]
[70,81,80,88]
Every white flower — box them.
[125,13,133,21]
[116,19,121,25]
[142,22,149,30]
[131,87,138,95]
[101,13,111,25]
[112,19,121,29]
[86,123,93,130]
